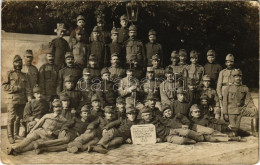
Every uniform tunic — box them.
[216,68,236,98]
[124,39,146,66]
[71,41,88,69]
[171,101,190,117]
[186,64,204,85]
[160,80,179,105]
[59,89,82,112]
[22,64,38,90]
[145,42,163,66]
[107,66,126,81]
[88,41,106,68]
[118,27,129,44]
[204,63,222,87]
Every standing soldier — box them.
[88,26,106,68]
[178,49,188,68]
[150,54,165,80]
[50,23,70,69]
[22,49,38,91]
[107,53,126,81]
[124,25,146,68]
[129,54,145,80]
[204,49,222,88]
[172,87,190,117]
[186,50,204,86]
[167,50,188,78]
[39,49,59,102]
[222,69,258,136]
[145,29,164,66]
[118,14,129,44]
[70,15,87,44]
[87,54,101,79]
[57,52,82,95]
[3,55,32,144]
[96,16,110,44]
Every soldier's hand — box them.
[125,138,132,144]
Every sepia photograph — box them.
[1,0,259,164]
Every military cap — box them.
[190,104,200,112]
[171,51,179,58]
[200,94,209,100]
[52,99,62,107]
[126,106,137,114]
[60,93,70,101]
[77,15,85,22]
[33,84,41,93]
[177,87,185,94]
[225,54,234,61]
[97,16,105,23]
[147,67,154,72]
[129,25,137,31]
[120,14,128,21]
[64,75,75,82]
[111,53,119,58]
[83,68,91,75]
[111,28,119,35]
[116,96,125,104]
[101,67,110,75]
[207,49,216,57]
[140,106,152,114]
[13,55,22,62]
[202,75,211,81]
[81,105,91,113]
[91,94,100,102]
[65,52,74,59]
[130,54,137,61]
[25,49,33,57]
[89,54,97,61]
[75,27,84,34]
[104,106,114,113]
[179,49,187,57]
[161,104,172,112]
[148,29,156,36]
[55,23,66,32]
[125,97,134,106]
[151,54,160,61]
[165,67,173,74]
[92,26,100,32]
[187,78,196,86]
[190,50,198,58]
[232,69,242,76]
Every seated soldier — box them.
[186,78,200,105]
[67,106,117,153]
[107,53,126,81]
[60,93,75,120]
[90,94,105,117]
[138,106,204,144]
[32,105,95,154]
[90,106,139,154]
[150,54,165,80]
[189,104,245,142]
[7,99,67,155]
[199,94,215,118]
[115,96,126,120]
[128,54,145,81]
[23,85,49,135]
[172,87,190,117]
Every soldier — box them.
[33,105,95,154]
[22,49,38,91]
[186,50,204,86]
[90,94,105,117]
[23,85,49,134]
[115,96,126,120]
[106,28,125,67]
[167,50,188,78]
[172,87,190,117]
[124,25,146,68]
[59,75,82,114]
[178,49,188,69]
[88,26,106,68]
[96,16,110,44]
[222,69,258,136]
[39,49,59,102]
[150,54,165,80]
[50,23,70,69]
[60,93,74,120]
[7,99,67,155]
[204,49,222,88]
[145,29,164,66]
[56,52,82,94]
[70,15,87,44]
[129,54,145,80]
[186,78,200,105]
[87,54,101,79]
[3,55,32,144]
[198,94,214,117]
[145,93,162,118]
[107,53,126,82]
[118,14,129,44]
[198,75,220,119]
[70,27,88,69]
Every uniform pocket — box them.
[45,71,52,79]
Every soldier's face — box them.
[179,55,186,62]
[111,56,119,65]
[163,109,172,118]
[152,60,160,68]
[200,99,208,107]
[127,113,136,121]
[225,60,234,69]
[234,75,242,84]
[126,71,133,77]
[65,82,74,90]
[57,29,65,38]
[146,72,154,80]
[171,57,179,65]
[24,56,33,64]
[77,20,85,27]
[111,33,118,42]
[97,22,104,28]
[89,60,96,67]
[76,33,82,41]
[207,56,215,63]
[191,110,201,118]
[92,101,101,109]
[190,57,198,64]
[66,57,74,67]
[142,113,153,122]
[105,112,115,120]
[81,111,89,121]
[13,60,23,70]
[177,93,185,102]
[83,74,91,81]
[53,106,62,115]
[149,35,156,43]
[102,73,110,80]
[33,92,42,100]
[120,20,128,27]
[93,32,100,41]
[62,100,70,109]
[202,80,210,88]
[46,54,54,64]
[166,73,174,81]
[129,31,137,39]
[116,103,125,111]
[188,85,195,91]
[147,99,156,108]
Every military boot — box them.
[7,124,15,144]
[20,122,27,137]
[14,121,22,140]
[251,118,259,137]
[92,145,108,154]
[187,130,205,142]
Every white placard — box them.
[131,124,156,144]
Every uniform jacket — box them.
[118,76,140,97]
[204,63,222,85]
[159,113,191,129]
[198,87,220,107]
[118,27,129,44]
[216,68,235,97]
[171,100,190,117]
[59,89,82,111]
[153,67,165,80]
[106,42,125,67]
[76,80,95,106]
[166,65,188,78]
[70,41,88,69]
[22,64,38,90]
[107,66,126,81]
[88,41,106,68]
[124,38,146,65]
[145,42,163,66]
[159,80,179,105]
[61,117,95,135]
[186,64,204,85]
